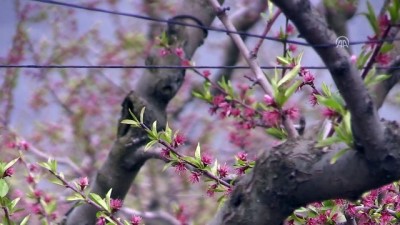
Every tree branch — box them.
[270,0,385,160]
[207,0,298,139]
[64,1,220,224]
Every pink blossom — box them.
[236,152,248,161]
[96,217,106,225]
[235,166,248,175]
[302,69,315,84]
[284,107,300,120]
[217,164,229,178]
[212,95,225,106]
[110,198,123,213]
[202,70,211,78]
[263,94,276,106]
[34,189,42,198]
[262,110,281,126]
[288,44,297,52]
[174,47,184,58]
[173,133,186,147]
[26,175,35,184]
[309,93,318,106]
[376,53,391,65]
[378,14,390,33]
[78,177,89,191]
[181,59,191,66]
[159,48,169,57]
[131,215,142,225]
[207,184,218,197]
[161,148,170,158]
[322,108,338,119]
[201,153,212,166]
[286,24,296,35]
[3,167,14,178]
[243,108,255,118]
[231,108,241,117]
[31,203,42,215]
[350,55,357,64]
[189,171,201,183]
[174,161,186,174]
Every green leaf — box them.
[8,197,20,212]
[364,66,377,86]
[277,64,300,87]
[120,119,139,127]
[357,50,372,68]
[140,107,146,124]
[144,140,158,151]
[316,136,341,148]
[266,127,287,140]
[380,43,394,53]
[162,161,174,172]
[38,162,51,171]
[284,80,302,98]
[276,56,290,66]
[19,215,31,225]
[89,193,108,212]
[182,156,202,168]
[152,121,158,137]
[66,193,85,201]
[321,83,332,97]
[330,148,350,164]
[0,179,9,197]
[49,159,57,172]
[50,177,65,186]
[128,108,139,122]
[105,189,112,213]
[195,143,201,160]
[315,95,345,115]
[364,1,378,34]
[4,158,19,171]
[211,160,218,176]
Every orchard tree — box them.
[1,0,400,225]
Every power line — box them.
[1,64,399,70]
[30,0,400,48]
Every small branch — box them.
[251,9,281,57]
[361,25,392,79]
[208,0,298,139]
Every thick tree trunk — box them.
[64,1,221,224]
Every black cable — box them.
[30,0,400,48]
[1,64,399,70]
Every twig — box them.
[361,25,392,78]
[251,9,281,57]
[207,0,298,139]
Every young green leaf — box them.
[66,193,85,201]
[89,193,109,212]
[4,158,19,171]
[144,140,158,151]
[120,119,139,127]
[277,64,300,87]
[20,215,31,225]
[195,143,201,160]
[0,179,10,197]
[330,148,350,164]
[140,107,146,124]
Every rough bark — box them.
[207,1,400,225]
[64,1,220,224]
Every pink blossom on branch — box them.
[130,215,142,225]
